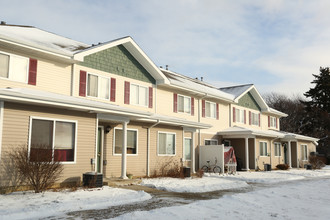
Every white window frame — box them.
[301,144,308,161]
[184,137,192,161]
[28,116,77,164]
[157,131,176,156]
[270,116,277,128]
[259,141,268,157]
[251,112,259,126]
[177,94,191,114]
[113,128,139,156]
[204,139,218,145]
[0,51,29,83]
[235,108,245,124]
[223,140,231,147]
[274,142,281,157]
[205,101,216,119]
[86,72,111,100]
[130,83,149,107]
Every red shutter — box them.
[173,93,178,112]
[244,110,246,124]
[124,81,130,104]
[258,114,261,127]
[110,78,116,102]
[233,107,236,122]
[216,103,219,120]
[268,116,270,127]
[149,87,153,108]
[202,100,206,117]
[28,58,37,85]
[249,111,252,125]
[191,97,194,116]
[79,70,87,97]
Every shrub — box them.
[276,164,289,170]
[151,157,184,178]
[309,155,325,169]
[9,145,64,193]
[195,169,204,178]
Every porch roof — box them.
[217,126,319,143]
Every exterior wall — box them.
[271,141,285,168]
[74,64,155,113]
[0,48,72,95]
[255,137,271,170]
[0,102,96,187]
[297,140,316,168]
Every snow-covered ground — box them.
[1,167,330,220]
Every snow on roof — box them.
[0,24,90,56]
[219,84,253,99]
[161,69,235,101]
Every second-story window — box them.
[178,95,191,114]
[87,73,110,99]
[235,108,245,123]
[269,116,277,128]
[205,101,216,118]
[130,84,148,106]
[250,112,260,126]
[0,52,29,83]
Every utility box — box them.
[83,172,103,188]
[264,164,271,171]
[183,167,191,177]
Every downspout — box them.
[147,119,160,177]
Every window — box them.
[269,116,277,128]
[235,108,245,123]
[301,144,308,160]
[131,84,148,106]
[274,142,281,156]
[87,73,110,99]
[184,138,192,160]
[30,118,76,162]
[178,95,191,114]
[260,142,268,156]
[204,139,218,145]
[205,101,216,118]
[158,132,176,156]
[0,52,28,83]
[223,140,231,147]
[114,129,138,155]
[251,112,260,126]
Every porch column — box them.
[245,137,249,170]
[254,138,257,170]
[121,121,128,179]
[288,140,292,168]
[191,131,196,173]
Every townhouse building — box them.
[0,23,318,189]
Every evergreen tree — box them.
[302,67,330,158]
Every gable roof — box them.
[161,69,235,102]
[74,37,169,85]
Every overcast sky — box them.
[1,0,330,97]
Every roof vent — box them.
[166,65,168,70]
[201,77,203,81]
[0,21,6,25]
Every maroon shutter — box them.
[233,107,236,122]
[28,58,37,85]
[173,93,178,112]
[216,103,219,120]
[149,87,153,108]
[268,116,270,127]
[258,114,261,127]
[191,97,194,116]
[244,110,246,124]
[202,100,206,117]
[79,70,87,97]
[124,81,130,104]
[110,78,116,102]
[249,111,252,125]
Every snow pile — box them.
[141,175,249,193]
[0,186,151,220]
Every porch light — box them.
[106,125,111,133]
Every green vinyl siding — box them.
[80,45,155,84]
[237,92,261,111]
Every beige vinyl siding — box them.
[200,101,230,133]
[0,49,72,95]
[74,65,155,113]
[0,102,96,187]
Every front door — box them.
[96,126,104,173]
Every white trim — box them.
[28,116,78,164]
[184,137,192,161]
[130,83,149,107]
[204,139,218,145]
[113,127,139,156]
[301,144,308,161]
[274,142,281,157]
[259,141,268,157]
[86,72,111,100]
[0,101,4,162]
[157,131,176,156]
[0,50,29,83]
[96,126,104,173]
[177,94,191,114]
[204,100,217,119]
[93,117,98,172]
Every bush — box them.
[276,164,289,170]
[309,155,325,169]
[195,169,204,178]
[9,145,64,193]
[151,157,184,178]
